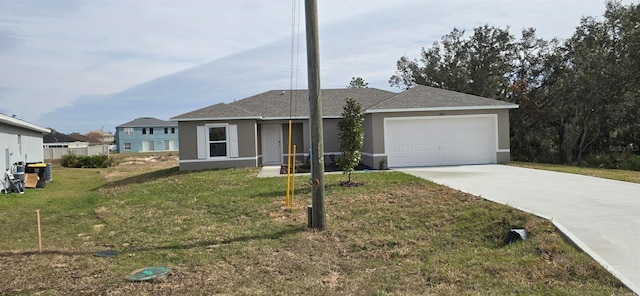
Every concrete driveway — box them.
[397,165,640,294]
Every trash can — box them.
[14,163,25,182]
[45,163,53,182]
[26,163,47,188]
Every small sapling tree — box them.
[337,97,364,185]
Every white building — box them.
[1,113,50,175]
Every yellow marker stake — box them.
[36,209,42,252]
[292,145,296,207]
[285,120,293,208]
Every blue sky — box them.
[0,0,634,133]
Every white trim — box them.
[262,116,341,120]
[384,114,499,167]
[384,114,498,122]
[171,116,261,121]
[204,123,232,159]
[171,115,346,122]
[361,152,386,158]
[228,124,238,157]
[196,125,207,159]
[285,152,343,157]
[263,116,307,120]
[367,105,518,114]
[180,157,258,163]
[496,149,510,153]
[0,114,50,133]
[253,122,259,159]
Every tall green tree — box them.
[347,77,369,88]
[389,1,640,166]
[337,98,364,184]
[389,25,514,98]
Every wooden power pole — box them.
[305,0,325,230]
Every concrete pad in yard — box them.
[397,165,640,294]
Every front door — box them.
[261,124,282,165]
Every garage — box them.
[384,115,497,168]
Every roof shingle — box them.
[368,85,518,111]
[117,117,177,128]
[171,86,518,121]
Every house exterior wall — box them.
[178,120,257,171]
[115,126,179,153]
[362,113,384,169]
[276,121,304,164]
[362,109,511,168]
[1,123,46,175]
[176,109,512,171]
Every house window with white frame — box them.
[197,124,237,159]
[124,143,131,150]
[208,126,227,157]
[124,128,133,135]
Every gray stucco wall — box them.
[177,120,257,171]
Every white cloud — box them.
[0,0,635,131]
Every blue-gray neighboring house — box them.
[115,117,179,153]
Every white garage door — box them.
[385,115,497,168]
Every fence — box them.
[43,145,110,160]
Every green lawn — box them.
[0,163,632,295]
[510,161,640,184]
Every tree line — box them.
[389,1,640,167]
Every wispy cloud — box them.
[0,0,627,133]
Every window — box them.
[171,127,176,134]
[164,140,174,150]
[164,127,168,134]
[150,128,154,135]
[197,124,237,159]
[142,128,147,135]
[124,143,131,150]
[124,128,133,135]
[17,135,22,155]
[208,126,227,157]
[148,141,155,151]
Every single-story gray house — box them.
[171,85,518,171]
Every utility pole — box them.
[305,0,325,230]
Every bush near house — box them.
[61,154,115,168]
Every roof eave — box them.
[365,105,519,114]
[0,116,51,133]
[170,116,263,122]
[261,116,342,120]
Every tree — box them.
[389,25,514,98]
[337,98,364,185]
[85,131,106,144]
[347,77,369,88]
[389,2,640,165]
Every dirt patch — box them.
[102,154,178,182]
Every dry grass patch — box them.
[0,164,633,295]
[510,161,640,184]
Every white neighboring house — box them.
[0,113,51,176]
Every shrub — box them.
[583,152,640,171]
[61,154,115,168]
